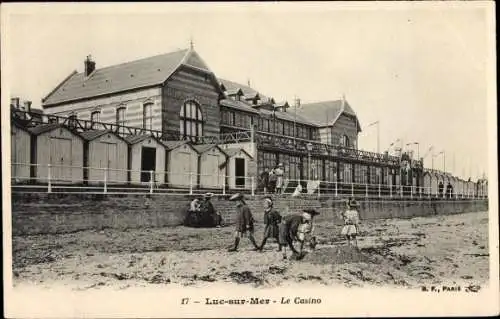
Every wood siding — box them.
[86,133,128,184]
[11,126,31,181]
[167,144,198,188]
[43,87,163,131]
[129,138,166,184]
[34,127,84,183]
[331,113,359,148]
[162,67,221,138]
[198,147,226,188]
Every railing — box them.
[11,109,253,145]
[12,108,416,167]
[10,162,487,199]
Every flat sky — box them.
[2,2,495,180]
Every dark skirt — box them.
[278,223,291,245]
[263,224,280,239]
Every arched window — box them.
[116,106,126,134]
[143,102,153,130]
[90,110,101,129]
[179,101,203,139]
[340,135,350,148]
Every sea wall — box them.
[10,193,488,236]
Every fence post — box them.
[103,168,108,194]
[47,164,52,193]
[351,183,354,197]
[149,170,154,194]
[389,184,392,198]
[251,176,255,197]
[410,186,413,199]
[222,174,226,195]
[365,183,368,198]
[378,183,381,198]
[400,185,403,198]
[335,181,338,197]
[317,182,321,199]
[189,172,193,195]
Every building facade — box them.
[32,47,434,194]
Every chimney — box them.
[11,97,20,108]
[84,55,96,76]
[24,101,32,112]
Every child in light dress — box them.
[341,198,360,247]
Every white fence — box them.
[10,162,487,199]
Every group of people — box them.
[183,193,224,228]
[226,192,319,259]
[184,191,361,259]
[259,163,285,194]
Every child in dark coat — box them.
[258,196,282,251]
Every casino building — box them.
[11,47,447,196]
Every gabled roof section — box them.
[28,123,78,136]
[193,144,227,156]
[296,99,361,132]
[162,140,194,151]
[79,129,125,142]
[219,99,259,114]
[43,48,216,107]
[219,79,271,103]
[124,134,162,145]
[223,148,253,159]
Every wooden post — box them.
[365,183,368,198]
[103,168,108,194]
[251,176,255,197]
[47,164,52,193]
[317,182,321,199]
[222,174,226,195]
[351,182,354,197]
[335,181,338,197]
[149,170,154,194]
[378,183,381,198]
[189,172,193,195]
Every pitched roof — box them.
[43,49,215,106]
[193,144,226,156]
[28,123,67,135]
[79,129,112,141]
[162,140,191,151]
[219,98,259,114]
[220,79,272,103]
[223,148,253,159]
[259,108,315,126]
[295,99,361,131]
[124,134,161,145]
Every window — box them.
[91,111,100,123]
[339,162,352,183]
[90,110,101,129]
[143,103,153,130]
[180,100,203,140]
[68,114,77,128]
[116,107,126,134]
[340,135,350,147]
[354,164,368,184]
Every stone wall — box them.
[11,193,488,236]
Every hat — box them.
[302,212,312,221]
[229,193,244,201]
[263,196,273,206]
[303,208,320,217]
[348,199,359,207]
[203,192,214,198]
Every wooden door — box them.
[51,138,72,183]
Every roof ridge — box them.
[73,48,190,76]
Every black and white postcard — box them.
[2,2,498,317]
